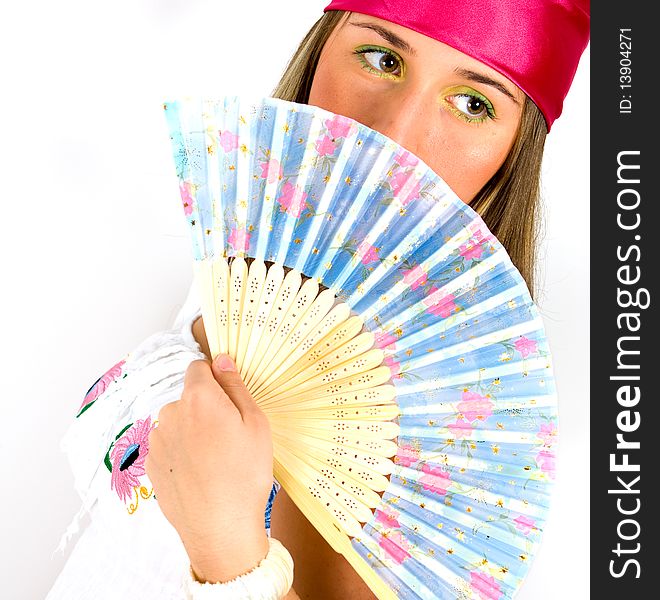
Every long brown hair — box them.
[271,11,548,297]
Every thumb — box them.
[212,354,260,419]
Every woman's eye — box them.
[446,93,495,123]
[354,47,403,77]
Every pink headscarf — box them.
[323,0,590,130]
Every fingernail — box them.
[214,354,237,372]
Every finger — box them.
[182,359,232,407]
[211,354,261,420]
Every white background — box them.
[0,1,589,598]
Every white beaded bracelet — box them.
[183,537,294,600]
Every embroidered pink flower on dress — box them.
[378,530,411,564]
[395,443,420,467]
[355,241,379,265]
[374,331,398,349]
[514,336,538,358]
[218,129,239,152]
[315,135,337,157]
[325,114,357,139]
[259,158,283,184]
[447,418,474,439]
[179,181,194,216]
[402,264,428,290]
[470,570,503,600]
[419,463,451,496]
[513,514,537,535]
[375,506,401,529]
[423,287,458,318]
[536,448,556,479]
[457,391,494,422]
[276,181,308,218]
[228,226,251,252]
[394,149,419,167]
[110,417,156,504]
[391,171,421,205]
[537,422,558,445]
[78,359,126,414]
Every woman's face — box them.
[308,13,526,203]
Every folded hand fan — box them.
[163,96,558,600]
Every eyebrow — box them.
[349,21,520,105]
[454,68,520,104]
[349,21,418,56]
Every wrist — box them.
[187,528,269,583]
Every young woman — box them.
[48,2,589,599]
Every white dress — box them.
[47,284,279,599]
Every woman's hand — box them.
[145,354,274,582]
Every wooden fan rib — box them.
[228,257,248,358]
[239,261,285,380]
[268,413,399,437]
[271,421,398,458]
[281,446,385,509]
[249,287,337,397]
[244,267,302,387]
[273,428,394,477]
[274,444,366,536]
[235,258,268,372]
[257,343,383,402]
[258,364,392,408]
[255,318,373,398]
[272,431,391,493]
[266,401,400,421]
[251,303,357,397]
[262,386,398,416]
[274,457,398,600]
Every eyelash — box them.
[352,46,497,124]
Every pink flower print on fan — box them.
[383,355,402,378]
[537,422,558,445]
[470,570,503,600]
[419,463,451,496]
[179,181,194,216]
[459,228,493,261]
[402,264,428,290]
[535,448,556,479]
[108,417,156,505]
[514,335,538,358]
[423,287,458,318]
[394,149,419,168]
[457,391,494,422]
[355,241,379,265]
[513,514,537,535]
[218,129,239,152]
[391,171,421,206]
[228,226,251,252]
[315,135,337,157]
[77,359,126,417]
[378,530,411,564]
[447,418,474,439]
[276,181,308,218]
[375,506,401,529]
[395,443,420,467]
[374,330,398,349]
[259,158,283,184]
[325,114,357,139]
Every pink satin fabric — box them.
[323,0,590,130]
